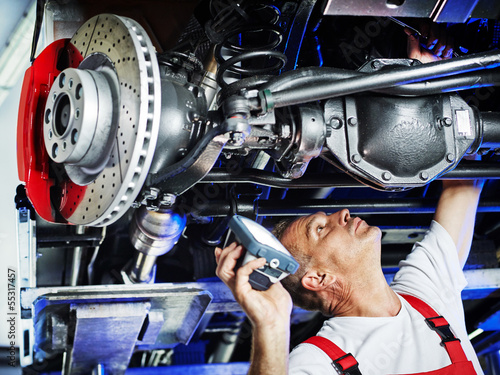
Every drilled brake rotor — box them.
[47,14,161,226]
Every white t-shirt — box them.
[289,221,484,374]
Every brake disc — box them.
[43,14,161,226]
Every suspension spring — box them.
[210,1,287,90]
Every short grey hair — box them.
[272,218,323,312]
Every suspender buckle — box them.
[426,316,461,344]
[332,353,361,375]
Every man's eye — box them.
[317,226,324,233]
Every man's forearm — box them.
[249,322,290,375]
[434,180,484,267]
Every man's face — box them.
[281,209,382,279]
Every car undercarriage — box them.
[12,0,500,373]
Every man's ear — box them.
[302,270,336,291]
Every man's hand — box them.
[215,242,293,328]
[215,242,292,375]
[406,22,454,63]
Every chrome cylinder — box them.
[128,206,186,283]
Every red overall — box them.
[303,294,477,375]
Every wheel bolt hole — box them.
[71,129,79,144]
[76,83,82,100]
[52,143,59,158]
[45,109,51,124]
[59,73,66,88]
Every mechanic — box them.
[214,28,484,375]
[216,179,484,375]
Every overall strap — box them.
[303,336,361,375]
[399,294,469,364]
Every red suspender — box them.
[399,294,469,364]
[302,295,471,375]
[303,336,360,375]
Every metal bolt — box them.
[352,154,361,163]
[371,60,382,70]
[348,117,358,126]
[146,204,160,212]
[290,163,306,178]
[160,193,176,207]
[230,132,244,146]
[328,116,342,130]
[141,188,159,205]
[190,112,200,122]
[446,153,455,163]
[382,172,391,181]
[281,124,291,138]
[441,117,452,127]
[419,171,429,181]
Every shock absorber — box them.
[209,0,287,91]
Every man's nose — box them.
[327,209,350,226]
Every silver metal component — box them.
[419,171,429,181]
[324,0,441,18]
[159,193,176,207]
[252,151,272,170]
[21,285,212,374]
[70,225,86,286]
[92,363,107,375]
[199,47,219,110]
[64,302,149,374]
[129,206,187,257]
[129,252,159,283]
[128,206,187,283]
[87,227,106,284]
[54,14,161,226]
[325,94,475,189]
[17,207,37,289]
[141,188,160,205]
[208,323,243,364]
[16,206,36,368]
[441,117,453,127]
[230,132,245,146]
[146,68,207,178]
[44,66,119,185]
[348,117,358,126]
[328,116,342,130]
[276,105,325,179]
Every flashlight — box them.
[229,215,299,291]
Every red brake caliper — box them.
[17,39,83,223]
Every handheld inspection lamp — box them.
[229,215,299,291]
